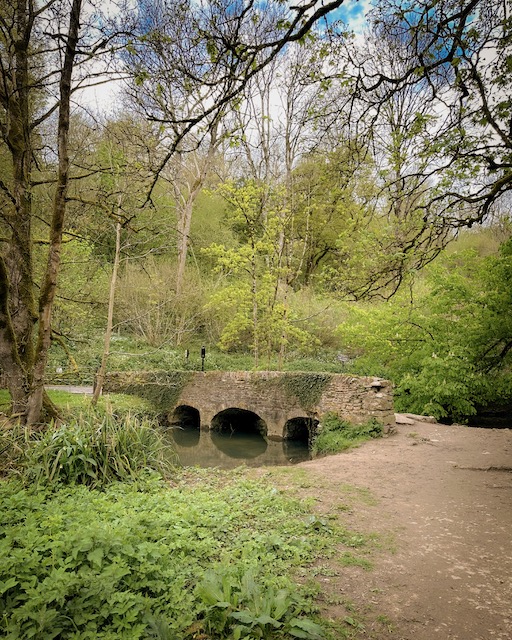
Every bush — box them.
[21,409,176,488]
[312,413,383,456]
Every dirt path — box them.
[292,419,512,639]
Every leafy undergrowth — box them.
[312,413,383,456]
[0,408,175,488]
[0,469,359,640]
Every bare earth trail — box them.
[284,420,512,640]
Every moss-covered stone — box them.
[104,370,193,411]
[272,372,333,411]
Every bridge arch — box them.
[168,405,201,447]
[210,408,267,437]
[170,404,201,429]
[283,417,319,443]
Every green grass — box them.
[0,389,157,417]
[43,333,355,381]
[338,552,373,571]
[0,389,9,412]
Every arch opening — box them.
[210,408,268,437]
[283,417,319,444]
[170,405,201,430]
[168,405,201,447]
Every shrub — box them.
[312,413,383,456]
[21,409,176,488]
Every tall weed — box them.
[22,409,176,488]
[0,421,29,478]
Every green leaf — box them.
[0,577,18,594]
[255,613,281,628]
[289,617,325,639]
[230,610,255,624]
[87,547,104,568]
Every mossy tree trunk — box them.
[0,0,83,424]
[0,0,37,418]
[26,0,82,424]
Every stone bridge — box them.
[104,370,394,441]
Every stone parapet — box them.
[104,370,394,440]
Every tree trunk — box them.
[175,121,219,294]
[0,0,37,418]
[92,219,122,405]
[0,256,29,416]
[26,0,82,424]
[176,195,194,295]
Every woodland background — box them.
[0,0,511,424]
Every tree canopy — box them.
[0,0,511,424]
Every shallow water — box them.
[165,427,311,469]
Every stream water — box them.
[165,427,311,469]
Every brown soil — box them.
[276,418,512,640]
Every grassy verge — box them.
[0,389,157,418]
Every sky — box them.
[330,0,372,34]
[76,0,373,113]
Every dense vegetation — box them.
[1,3,508,637]
[38,224,511,423]
[0,0,512,424]
[0,398,378,640]
[0,0,510,425]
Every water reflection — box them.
[170,426,200,447]
[211,430,268,459]
[167,427,311,469]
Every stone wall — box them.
[104,370,394,439]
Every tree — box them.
[357,0,512,226]
[121,0,348,187]
[289,144,377,290]
[0,0,83,423]
[0,0,129,423]
[338,235,512,421]
[0,0,347,423]
[123,0,349,294]
[204,181,316,366]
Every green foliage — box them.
[103,370,194,412]
[203,181,320,364]
[277,373,332,411]
[20,409,176,488]
[312,413,383,456]
[51,238,108,337]
[0,473,337,639]
[338,238,512,421]
[194,568,325,639]
[290,147,377,290]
